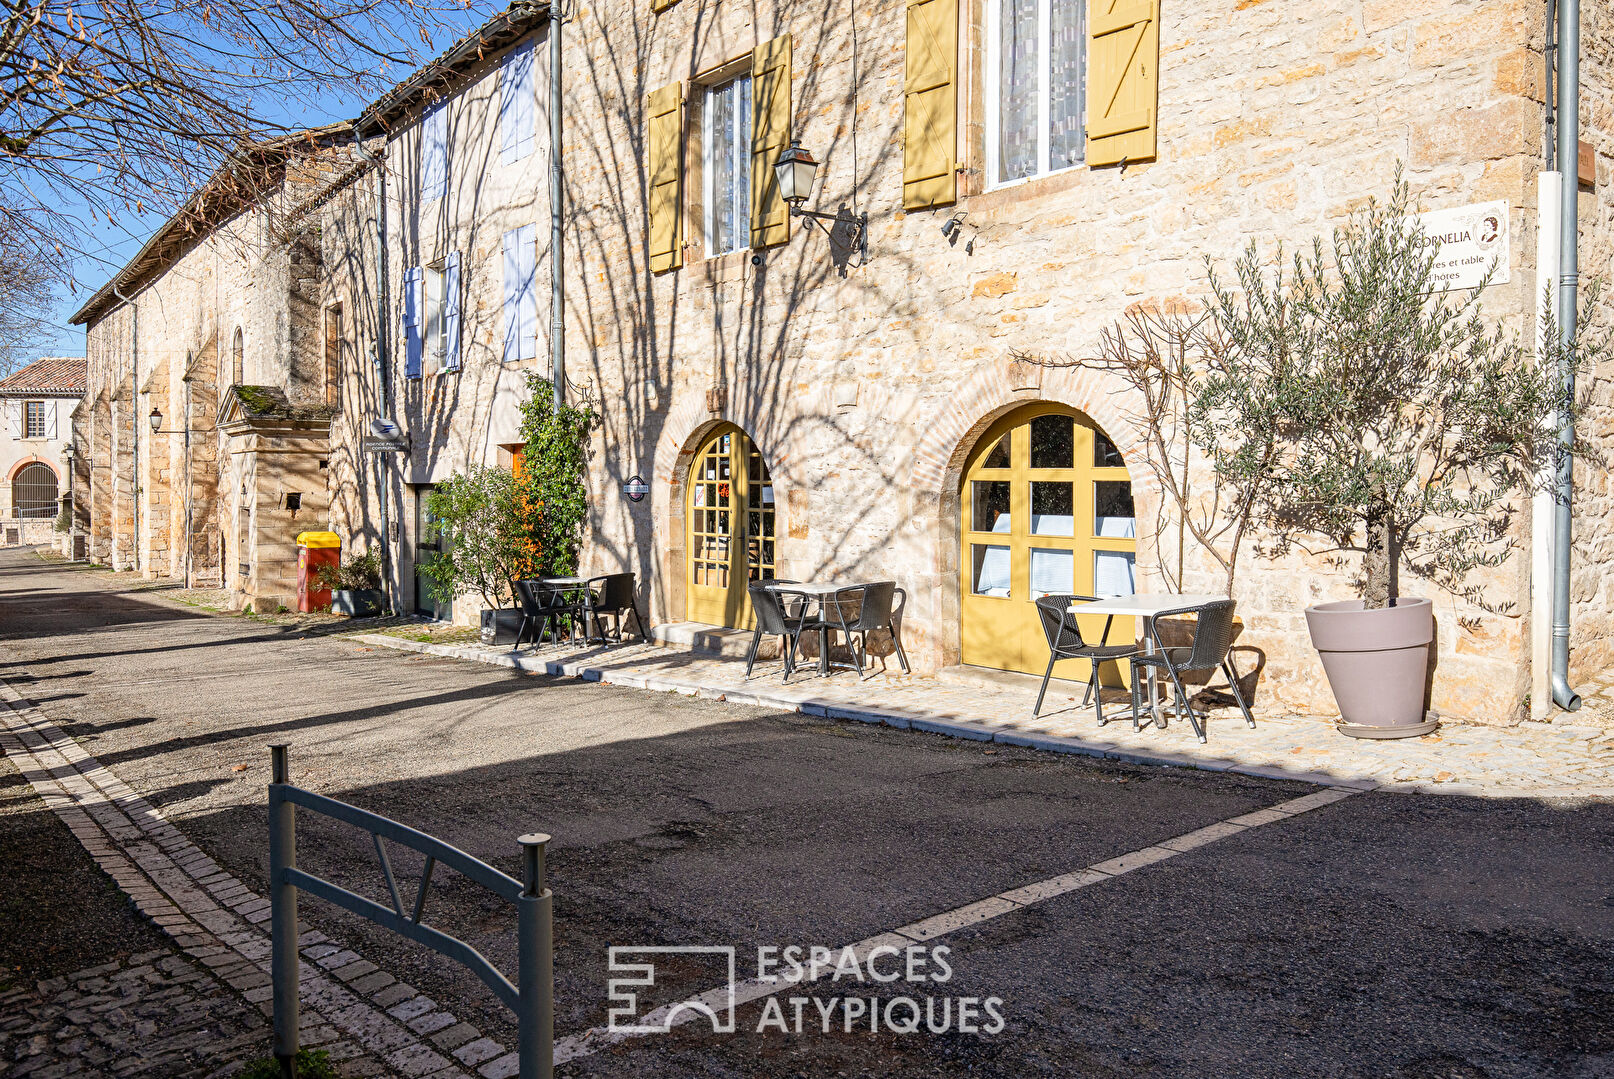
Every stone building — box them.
[0,356,85,548]
[77,0,1614,725]
[505,0,1611,723]
[321,2,554,620]
[72,125,358,610]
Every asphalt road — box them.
[2,548,1612,1078]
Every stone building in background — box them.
[0,356,86,549]
[72,125,359,612]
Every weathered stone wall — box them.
[316,1,1590,722]
[81,143,356,597]
[539,0,1546,722]
[324,32,554,616]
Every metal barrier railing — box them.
[268,744,553,1079]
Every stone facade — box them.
[521,0,1586,723]
[0,357,85,551]
[79,0,1614,724]
[74,131,358,610]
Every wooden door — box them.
[959,404,1137,677]
[686,425,777,627]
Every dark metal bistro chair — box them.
[1129,598,1255,744]
[745,581,808,680]
[814,580,910,677]
[582,572,647,643]
[513,579,580,650]
[1033,594,1140,721]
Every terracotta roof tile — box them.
[0,356,87,396]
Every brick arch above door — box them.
[907,354,1158,500]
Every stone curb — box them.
[0,676,510,1079]
[356,635,1418,795]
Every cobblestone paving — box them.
[352,635,1614,799]
[0,680,521,1079]
[1,950,270,1078]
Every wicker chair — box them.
[745,581,808,680]
[513,579,580,650]
[582,572,647,643]
[1033,594,1140,721]
[1128,598,1255,743]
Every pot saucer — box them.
[1336,718,1440,739]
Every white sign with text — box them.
[1412,200,1510,291]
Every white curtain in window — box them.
[996,0,1038,183]
[1048,0,1085,170]
[705,77,752,255]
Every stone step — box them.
[650,621,759,659]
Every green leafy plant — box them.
[1192,173,1599,608]
[236,1048,338,1079]
[421,464,532,610]
[314,549,382,592]
[514,374,597,579]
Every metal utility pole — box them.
[549,3,565,411]
[1550,0,1583,711]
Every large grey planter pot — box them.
[331,589,384,618]
[481,607,524,646]
[1304,597,1439,739]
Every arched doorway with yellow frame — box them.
[685,423,778,628]
[959,402,1138,679]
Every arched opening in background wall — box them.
[11,461,60,518]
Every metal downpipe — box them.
[549,6,565,410]
[1551,0,1582,710]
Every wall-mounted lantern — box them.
[773,140,867,259]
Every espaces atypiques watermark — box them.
[607,944,1005,1037]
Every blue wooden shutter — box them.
[502,230,520,362]
[403,267,423,378]
[421,104,447,201]
[518,224,537,360]
[444,252,462,370]
[503,226,538,362]
[501,41,535,163]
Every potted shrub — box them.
[419,466,532,644]
[317,551,385,618]
[1193,174,1592,737]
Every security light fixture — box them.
[941,212,967,240]
[772,139,868,259]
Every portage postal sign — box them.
[1412,200,1510,292]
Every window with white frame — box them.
[703,74,752,257]
[24,400,45,438]
[986,0,1085,187]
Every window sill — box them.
[960,165,1092,218]
[691,247,756,285]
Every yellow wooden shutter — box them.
[904,0,957,210]
[647,82,683,272]
[1086,0,1158,167]
[750,34,792,249]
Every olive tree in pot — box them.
[1193,177,1592,737]
[316,551,385,617]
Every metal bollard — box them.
[516,833,554,1079]
[269,744,300,1079]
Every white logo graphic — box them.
[606,946,737,1034]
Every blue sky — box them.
[30,8,492,359]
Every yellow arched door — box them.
[960,404,1137,676]
[686,425,777,628]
